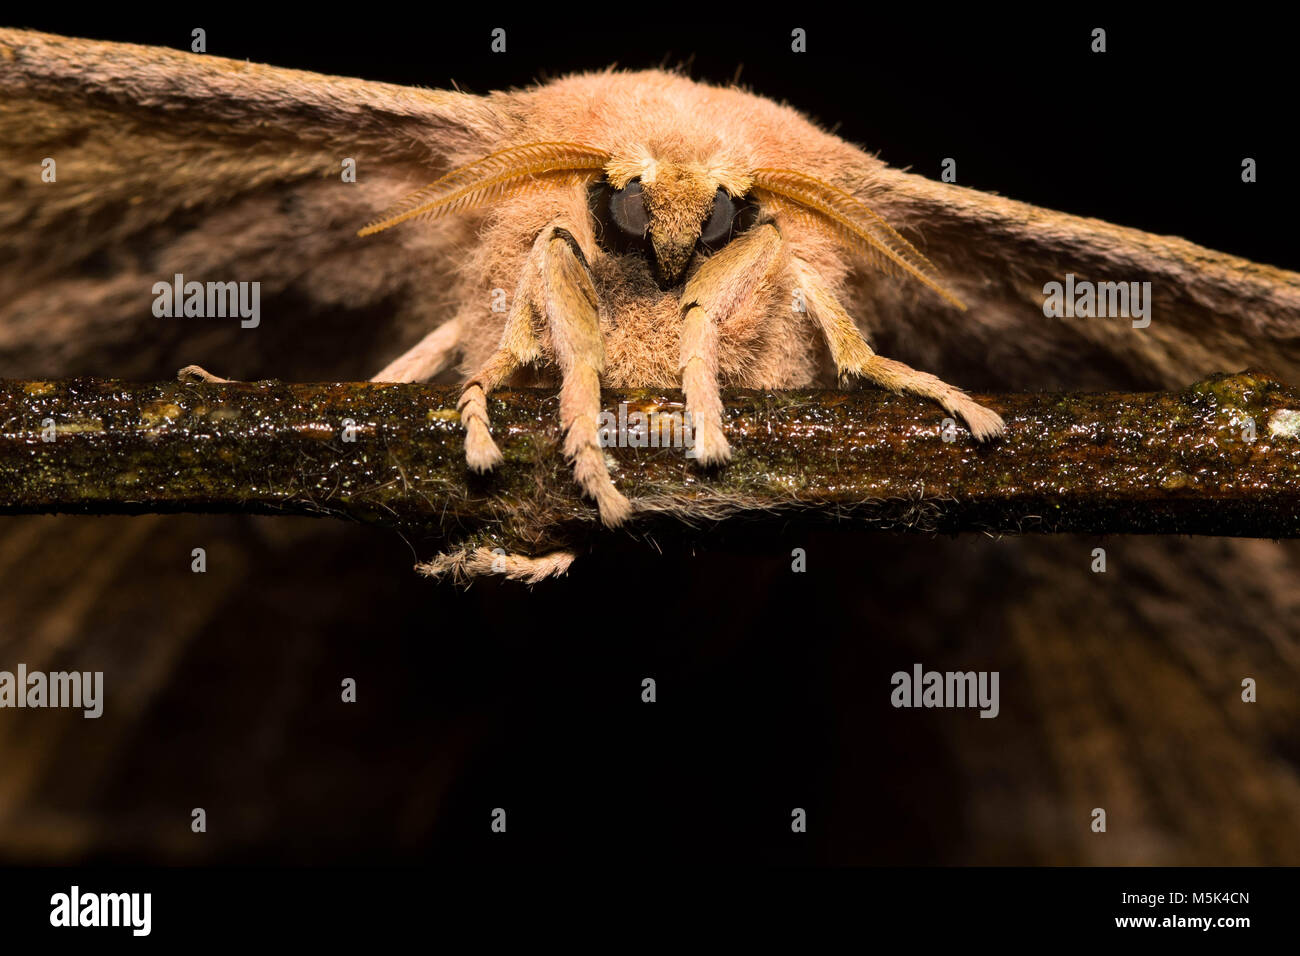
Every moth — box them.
[352,125,1008,533]
[3,28,1300,867]
[2,28,1299,558]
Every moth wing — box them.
[0,31,512,853]
[851,167,1300,391]
[0,28,509,380]
[841,168,1300,863]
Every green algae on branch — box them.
[1,371,1299,553]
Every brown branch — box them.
[2,372,1299,557]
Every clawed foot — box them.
[957,400,1006,442]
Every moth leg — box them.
[679,223,784,465]
[541,229,632,527]
[179,320,462,387]
[457,235,547,472]
[790,258,1006,440]
[177,365,232,383]
[416,546,576,584]
[371,317,463,383]
[458,355,514,472]
[460,226,629,526]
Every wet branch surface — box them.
[2,371,1299,554]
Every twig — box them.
[2,372,1299,558]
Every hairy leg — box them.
[791,257,1005,440]
[461,224,629,525]
[416,546,576,584]
[370,317,463,383]
[457,235,546,471]
[177,365,230,383]
[542,230,631,526]
[679,223,784,464]
[178,317,464,387]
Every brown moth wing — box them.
[0,30,512,859]
[0,28,507,380]
[839,168,1300,862]
[854,167,1300,391]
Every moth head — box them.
[357,141,963,309]
[593,156,759,286]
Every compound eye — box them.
[699,188,760,252]
[698,188,739,249]
[607,180,649,239]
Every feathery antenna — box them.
[752,168,966,309]
[358,142,612,237]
